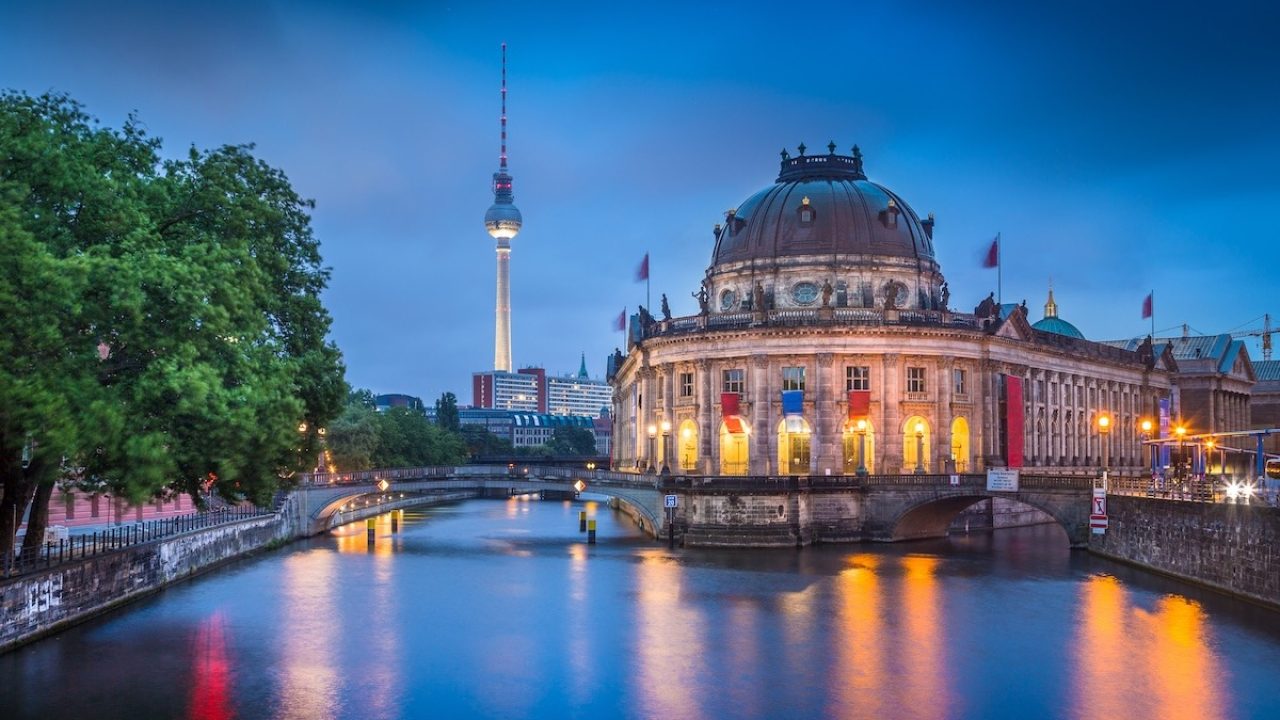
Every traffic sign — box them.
[1091,494,1106,516]
[1090,515,1109,534]
[664,494,678,508]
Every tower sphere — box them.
[485,201,523,240]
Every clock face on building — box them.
[720,289,738,311]
[792,282,819,305]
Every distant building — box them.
[459,408,597,448]
[1251,360,1280,456]
[473,355,611,418]
[472,369,542,412]
[375,393,424,414]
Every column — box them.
[698,358,714,475]
[882,353,902,472]
[750,354,772,475]
[815,352,837,474]
[938,357,953,472]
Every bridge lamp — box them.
[855,418,868,477]
[1096,414,1112,475]
[914,421,926,475]
[1140,418,1154,477]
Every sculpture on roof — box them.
[660,294,672,321]
[692,284,709,315]
[821,279,833,307]
[940,282,950,310]
[975,292,997,319]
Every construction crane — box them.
[1230,313,1273,361]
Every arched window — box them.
[777,416,812,475]
[678,420,698,472]
[902,416,932,473]
[950,417,970,472]
[719,421,749,475]
[842,419,877,474]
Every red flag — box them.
[1141,293,1152,319]
[636,253,649,282]
[981,237,999,268]
[613,308,626,331]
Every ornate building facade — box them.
[609,147,1178,477]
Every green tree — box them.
[435,392,460,432]
[326,399,380,471]
[459,425,512,458]
[372,407,466,468]
[546,426,599,456]
[0,92,345,560]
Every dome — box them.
[1032,316,1085,339]
[710,146,937,273]
[1032,288,1085,339]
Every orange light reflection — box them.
[831,553,885,718]
[899,555,952,718]
[633,548,705,720]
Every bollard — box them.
[579,510,587,532]
[366,518,376,546]
[587,519,597,544]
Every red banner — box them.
[1005,375,1024,468]
[721,393,745,433]
[847,390,870,419]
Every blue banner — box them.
[1158,397,1171,474]
[781,390,804,415]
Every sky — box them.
[3,1,1278,403]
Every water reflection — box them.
[899,555,952,718]
[1073,575,1228,720]
[188,612,232,720]
[277,551,339,719]
[832,553,886,718]
[633,548,706,720]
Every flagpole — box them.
[997,232,1002,306]
[645,251,655,312]
[1150,289,1155,337]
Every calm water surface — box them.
[3,497,1280,719]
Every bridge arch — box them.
[888,492,1080,546]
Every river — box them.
[2,496,1279,719]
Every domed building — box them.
[609,146,1178,477]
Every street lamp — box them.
[914,421,925,474]
[646,423,658,473]
[660,419,672,476]
[1096,413,1111,479]
[855,418,868,477]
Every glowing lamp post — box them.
[1096,413,1111,476]
[914,421,925,475]
[855,418,868,477]
[1140,418,1153,471]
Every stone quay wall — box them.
[1,514,289,653]
[1,490,474,653]
[1089,495,1280,609]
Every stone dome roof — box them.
[709,145,937,273]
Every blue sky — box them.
[3,1,1278,403]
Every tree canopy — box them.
[0,92,345,558]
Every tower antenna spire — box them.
[500,42,509,171]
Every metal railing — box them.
[3,507,273,579]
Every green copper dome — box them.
[1032,316,1085,339]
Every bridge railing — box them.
[300,465,661,489]
[2,507,273,580]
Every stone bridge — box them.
[296,466,1095,547]
[296,465,664,536]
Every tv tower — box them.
[483,43,522,373]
